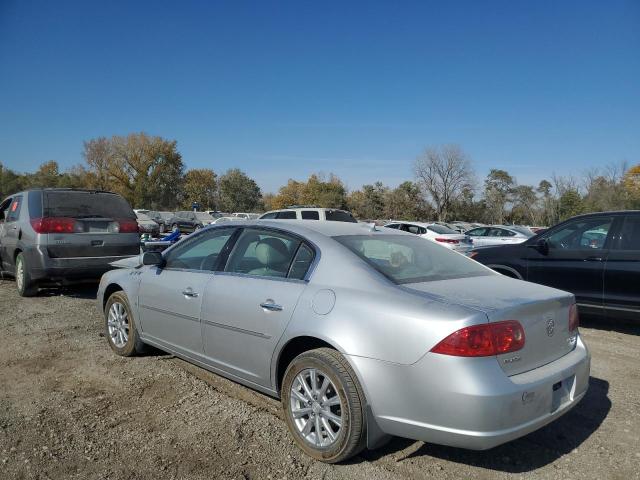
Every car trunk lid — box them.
[404,275,577,376]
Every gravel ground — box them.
[0,279,639,480]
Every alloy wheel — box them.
[107,302,129,348]
[289,368,343,448]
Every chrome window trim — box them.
[214,270,308,285]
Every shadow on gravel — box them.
[359,376,611,473]
[37,283,99,300]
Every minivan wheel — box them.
[15,253,37,297]
[104,291,145,356]
[281,348,366,463]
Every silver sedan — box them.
[97,220,590,463]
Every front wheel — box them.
[15,253,37,297]
[104,291,145,356]
[281,348,366,463]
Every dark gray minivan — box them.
[0,189,140,296]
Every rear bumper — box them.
[24,245,140,283]
[347,335,590,450]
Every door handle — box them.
[260,300,283,312]
[182,288,199,298]
[584,256,603,262]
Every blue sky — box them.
[1,0,638,193]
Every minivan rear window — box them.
[43,191,135,219]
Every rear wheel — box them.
[15,253,37,297]
[104,291,145,356]
[281,348,366,463]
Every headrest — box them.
[255,237,289,266]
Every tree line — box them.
[1,133,639,225]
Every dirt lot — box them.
[0,279,639,480]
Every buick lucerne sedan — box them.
[97,220,590,463]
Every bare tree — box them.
[413,145,474,221]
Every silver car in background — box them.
[98,221,590,463]
[466,225,535,247]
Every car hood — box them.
[110,255,142,269]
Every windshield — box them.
[428,224,458,234]
[43,191,135,219]
[334,234,493,284]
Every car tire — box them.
[281,348,366,463]
[104,291,145,357]
[15,252,38,297]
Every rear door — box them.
[201,227,314,387]
[42,190,139,259]
[603,214,640,319]
[0,196,20,271]
[138,227,237,357]
[526,215,615,309]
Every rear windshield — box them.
[334,234,493,284]
[44,191,135,219]
[427,224,458,234]
[325,210,357,223]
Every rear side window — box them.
[616,216,640,250]
[276,211,297,219]
[427,224,456,234]
[404,224,426,235]
[288,244,315,279]
[301,210,320,220]
[260,212,278,219]
[325,210,357,223]
[385,224,400,229]
[7,196,22,222]
[467,228,486,236]
[43,191,135,219]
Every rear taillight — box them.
[430,320,525,357]
[435,237,460,244]
[116,219,139,233]
[568,304,579,332]
[30,217,77,234]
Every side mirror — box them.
[527,238,549,255]
[142,251,165,267]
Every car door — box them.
[0,196,22,272]
[602,214,640,319]
[526,215,615,309]
[200,227,315,388]
[138,227,237,357]
[489,228,520,244]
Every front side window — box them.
[0,198,13,223]
[384,223,400,230]
[261,212,278,219]
[545,217,613,250]
[225,228,313,279]
[405,225,426,235]
[427,224,457,234]
[335,234,493,284]
[164,228,235,271]
[276,211,297,219]
[615,216,640,250]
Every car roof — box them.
[234,219,403,239]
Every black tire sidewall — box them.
[15,253,36,297]
[281,350,365,463]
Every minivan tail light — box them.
[30,217,77,234]
[568,304,579,332]
[430,320,525,357]
[116,219,139,233]
[435,237,460,244]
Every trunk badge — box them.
[546,318,555,337]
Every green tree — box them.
[483,169,515,224]
[347,182,387,219]
[558,189,584,220]
[182,168,217,209]
[218,168,262,212]
[271,174,347,210]
[82,132,185,209]
[0,163,28,198]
